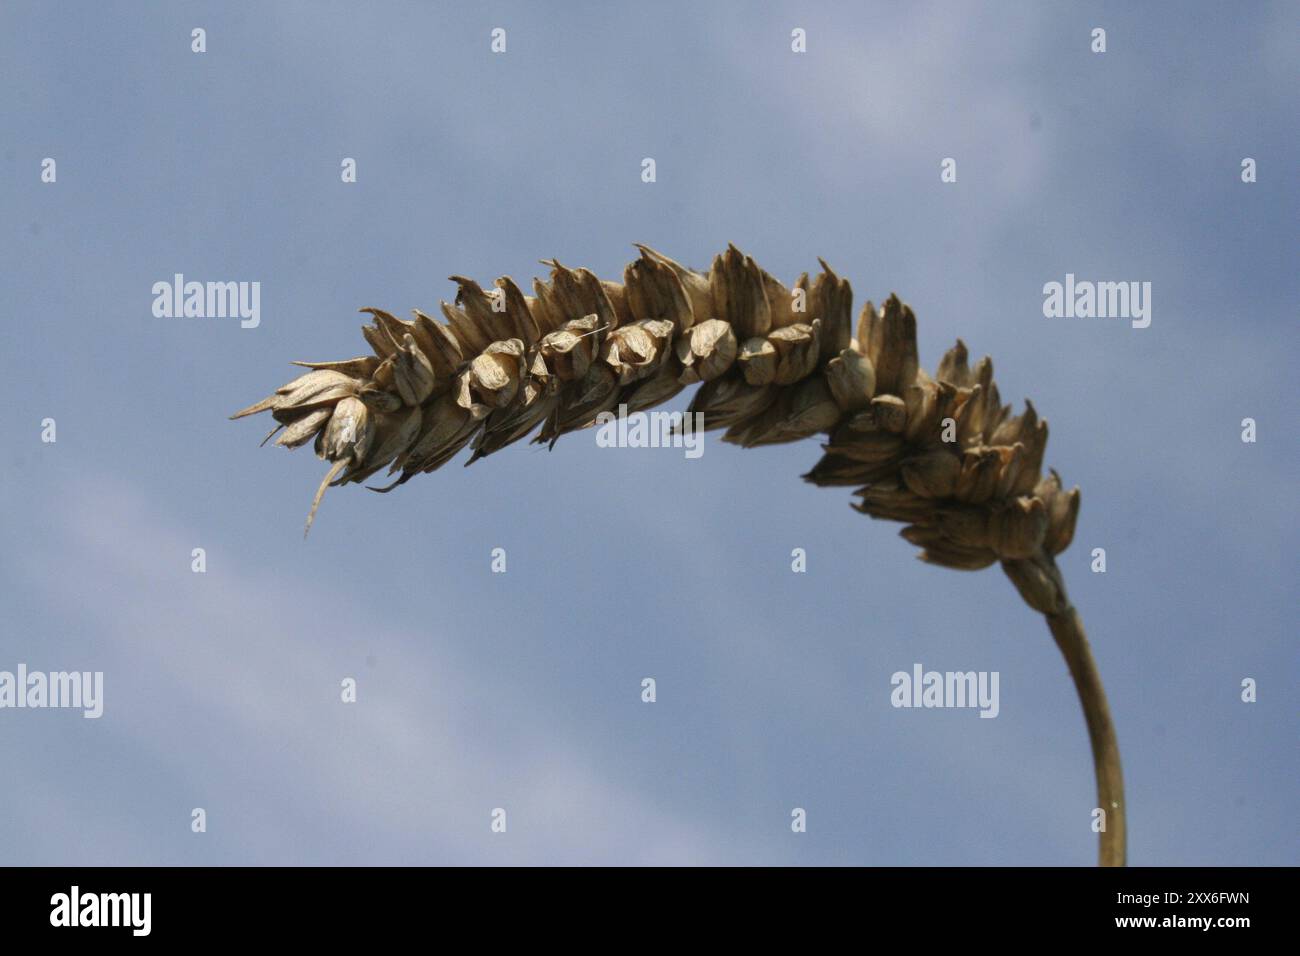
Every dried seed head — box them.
[359,308,412,358]
[237,243,1078,560]
[320,396,373,462]
[900,450,961,498]
[932,506,993,551]
[725,376,839,447]
[624,253,694,331]
[535,261,617,337]
[988,496,1048,560]
[393,334,436,406]
[935,339,973,388]
[370,357,396,391]
[636,245,713,327]
[737,336,778,386]
[470,383,556,464]
[620,357,686,414]
[688,375,776,430]
[870,394,908,433]
[359,384,402,413]
[399,393,473,468]
[954,446,1004,504]
[851,480,932,523]
[231,369,359,420]
[767,321,821,385]
[453,370,491,421]
[859,295,919,396]
[824,348,876,412]
[709,244,771,339]
[539,315,600,381]
[277,407,333,449]
[811,261,852,362]
[412,309,464,376]
[492,276,541,345]
[676,318,737,384]
[344,404,422,482]
[439,287,494,354]
[601,279,633,328]
[1036,470,1081,556]
[540,363,619,444]
[465,339,526,409]
[449,276,515,344]
[763,269,797,330]
[604,318,674,384]
[291,356,380,379]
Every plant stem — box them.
[1003,553,1126,866]
[1046,568,1126,866]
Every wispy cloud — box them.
[6,476,724,864]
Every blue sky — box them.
[1,1,1295,864]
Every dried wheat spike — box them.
[231,245,1079,565]
[232,244,1124,866]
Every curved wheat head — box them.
[232,244,1126,865]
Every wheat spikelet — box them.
[233,243,1125,865]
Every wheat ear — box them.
[233,244,1125,865]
